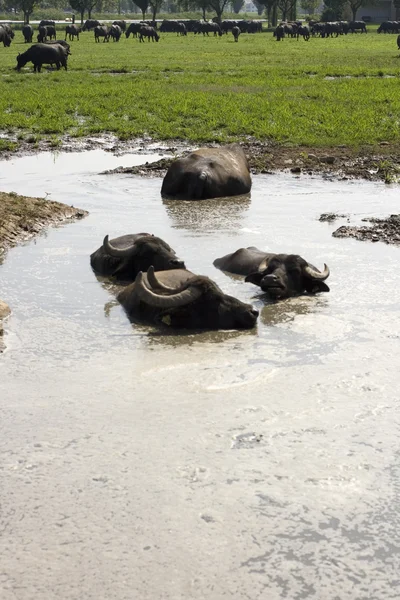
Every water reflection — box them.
[259,295,327,326]
[163,193,251,233]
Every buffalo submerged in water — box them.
[117,266,259,330]
[90,233,185,282]
[161,143,252,200]
[214,247,330,299]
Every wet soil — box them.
[332,214,400,246]
[1,134,400,183]
[0,191,88,254]
[0,299,10,353]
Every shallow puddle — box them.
[1,149,400,599]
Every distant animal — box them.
[0,26,11,47]
[274,24,285,40]
[232,26,240,41]
[348,20,367,33]
[82,19,101,32]
[117,266,259,330]
[397,33,400,49]
[125,22,143,38]
[112,20,126,32]
[213,248,330,299]
[297,25,310,41]
[195,22,222,37]
[22,24,34,43]
[139,25,159,42]
[65,24,81,41]
[377,21,400,34]
[37,25,56,43]
[161,144,252,200]
[90,233,185,282]
[109,24,122,42]
[45,40,71,54]
[39,20,55,28]
[16,43,68,72]
[176,22,187,36]
[94,25,110,42]
[1,24,14,39]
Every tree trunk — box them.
[24,10,29,24]
[289,4,296,20]
[80,9,85,25]
[352,7,357,20]
[142,9,146,19]
[272,4,277,26]
[202,6,206,20]
[267,6,271,27]
[152,7,156,21]
[88,8,92,18]
[215,9,222,22]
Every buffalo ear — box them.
[245,271,263,286]
[304,279,330,294]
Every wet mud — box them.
[333,213,400,246]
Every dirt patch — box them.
[99,140,400,184]
[0,191,88,255]
[332,214,400,246]
[319,212,349,222]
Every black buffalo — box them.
[297,25,310,41]
[22,24,34,43]
[90,233,185,282]
[37,25,56,43]
[161,144,252,200]
[112,20,126,32]
[1,24,14,39]
[232,26,241,41]
[349,20,367,33]
[274,24,285,40]
[39,20,55,28]
[125,22,143,38]
[213,247,330,299]
[139,25,159,42]
[65,25,81,41]
[0,26,11,47]
[378,21,400,34]
[397,34,400,49]
[16,43,68,72]
[195,22,222,36]
[109,24,122,41]
[117,266,259,330]
[82,19,101,31]
[45,40,71,54]
[94,25,110,42]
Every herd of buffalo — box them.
[1,17,400,71]
[89,143,330,331]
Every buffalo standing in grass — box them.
[139,25,159,42]
[109,24,122,42]
[161,144,251,200]
[397,34,400,49]
[37,25,56,43]
[349,20,367,33]
[39,20,55,28]
[232,26,240,41]
[65,25,81,41]
[195,22,222,36]
[82,19,101,31]
[117,266,259,330]
[94,26,110,42]
[2,24,14,39]
[0,26,11,47]
[22,24,34,43]
[90,234,185,282]
[125,22,143,38]
[297,25,310,41]
[112,20,126,32]
[274,24,285,40]
[16,43,68,72]
[214,248,330,299]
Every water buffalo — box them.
[65,24,81,41]
[397,34,400,49]
[0,26,11,47]
[1,24,14,39]
[297,25,310,41]
[349,20,367,33]
[82,19,101,31]
[213,248,330,299]
[232,26,240,41]
[94,25,110,42]
[37,25,56,43]
[161,144,252,200]
[16,43,68,72]
[125,22,143,38]
[109,24,122,42]
[22,24,34,43]
[274,24,285,40]
[139,25,159,42]
[117,266,259,330]
[195,22,222,36]
[176,22,187,36]
[90,233,185,282]
[45,40,71,54]
[39,20,55,28]
[113,20,126,32]
[378,21,400,33]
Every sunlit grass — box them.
[1,27,400,147]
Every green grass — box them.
[1,27,400,148]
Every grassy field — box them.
[0,27,400,149]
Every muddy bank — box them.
[0,191,88,254]
[1,134,400,183]
[332,214,400,246]
[0,299,10,353]
[101,140,400,184]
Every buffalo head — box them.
[245,254,330,299]
[121,266,259,330]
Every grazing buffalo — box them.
[109,24,122,41]
[161,144,251,200]
[39,20,55,28]
[16,43,68,72]
[139,25,159,42]
[195,22,222,36]
[37,25,56,43]
[349,20,367,33]
[82,19,101,31]
[94,25,110,42]
[65,24,81,41]
[274,24,285,40]
[125,22,143,38]
[297,25,310,41]
[22,24,34,43]
[117,266,259,330]
[213,248,330,299]
[176,22,187,36]
[113,20,126,32]
[1,24,14,39]
[45,40,71,54]
[0,26,11,47]
[397,34,400,49]
[232,26,240,41]
[378,21,400,33]
[90,233,185,282]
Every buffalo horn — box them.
[146,265,177,292]
[304,263,330,280]
[135,271,201,308]
[103,234,139,258]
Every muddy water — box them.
[1,150,400,600]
